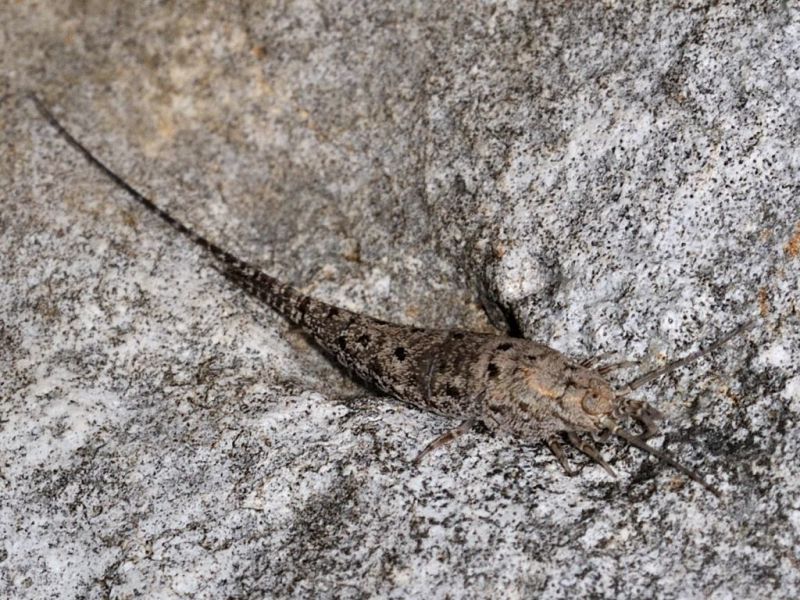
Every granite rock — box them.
[1,1,798,598]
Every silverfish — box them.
[31,93,754,496]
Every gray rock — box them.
[1,1,797,598]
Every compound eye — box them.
[582,392,608,415]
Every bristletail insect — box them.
[30,93,755,497]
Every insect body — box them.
[32,94,751,496]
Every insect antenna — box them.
[600,417,721,497]
[619,319,755,393]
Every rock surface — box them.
[1,1,798,598]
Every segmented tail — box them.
[30,95,248,271]
[30,93,312,324]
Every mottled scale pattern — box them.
[35,93,729,495]
[78,168,603,430]
[224,262,499,418]
[32,94,610,431]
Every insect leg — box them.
[413,419,475,465]
[566,432,617,478]
[580,352,614,369]
[592,428,612,443]
[618,399,664,440]
[596,360,637,375]
[545,435,578,476]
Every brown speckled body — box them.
[223,263,617,445]
[229,260,733,498]
[35,92,739,495]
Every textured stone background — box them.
[1,1,798,598]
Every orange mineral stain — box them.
[758,287,770,317]
[785,223,800,258]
